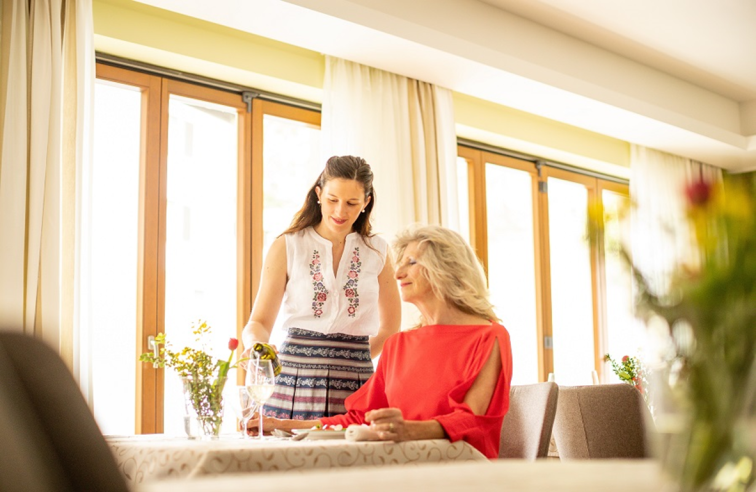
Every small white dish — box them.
[301,429,347,440]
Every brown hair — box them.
[281,155,376,238]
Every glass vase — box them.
[652,359,755,491]
[181,376,227,439]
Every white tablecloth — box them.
[138,459,669,492]
[107,434,487,485]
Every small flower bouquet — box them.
[139,320,241,438]
[604,353,646,395]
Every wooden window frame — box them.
[594,180,630,380]
[94,63,320,433]
[248,101,321,355]
[459,144,631,383]
[95,63,163,434]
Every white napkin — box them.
[345,424,383,442]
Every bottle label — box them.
[252,342,282,376]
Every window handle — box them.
[147,335,159,368]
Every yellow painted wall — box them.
[94,0,325,102]
[454,93,631,176]
[93,0,630,175]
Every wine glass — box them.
[245,358,276,440]
[229,385,257,439]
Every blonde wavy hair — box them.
[393,224,498,323]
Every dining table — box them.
[106,433,487,485]
[137,458,670,492]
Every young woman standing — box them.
[242,155,401,420]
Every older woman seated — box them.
[250,225,513,458]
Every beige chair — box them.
[552,384,651,459]
[0,332,129,492]
[498,382,559,459]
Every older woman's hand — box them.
[365,408,407,442]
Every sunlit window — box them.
[163,95,240,435]
[262,114,322,348]
[485,164,539,384]
[89,80,141,434]
[602,189,645,381]
[548,178,595,386]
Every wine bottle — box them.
[251,342,282,376]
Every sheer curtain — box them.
[0,0,95,388]
[321,56,459,242]
[630,145,723,296]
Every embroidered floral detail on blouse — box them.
[310,250,329,318]
[343,247,361,318]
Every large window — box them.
[260,111,322,349]
[459,146,631,385]
[88,79,141,435]
[485,161,539,385]
[90,63,321,434]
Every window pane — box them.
[163,95,239,435]
[456,157,470,245]
[548,178,595,385]
[602,189,645,380]
[90,80,140,434]
[485,164,538,384]
[262,114,321,348]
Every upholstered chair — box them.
[552,384,651,459]
[0,332,128,492]
[498,382,559,459]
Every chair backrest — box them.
[0,339,72,492]
[498,381,558,459]
[552,384,651,459]
[0,332,129,492]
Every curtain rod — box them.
[457,137,630,185]
[95,52,322,113]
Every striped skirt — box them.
[263,328,374,420]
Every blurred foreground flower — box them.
[589,175,756,491]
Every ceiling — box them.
[135,0,756,172]
[481,0,756,102]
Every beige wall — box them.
[93,0,630,177]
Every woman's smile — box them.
[316,178,370,235]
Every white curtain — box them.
[0,0,95,382]
[629,145,723,297]
[321,56,459,242]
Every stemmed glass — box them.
[245,358,275,440]
[229,385,257,439]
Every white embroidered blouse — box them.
[280,227,388,337]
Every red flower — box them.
[314,309,323,316]
[345,288,355,298]
[317,292,327,302]
[685,178,712,207]
[228,338,239,351]
[313,272,322,281]
[622,355,630,363]
[348,306,355,314]
[352,256,359,262]
[348,270,358,279]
